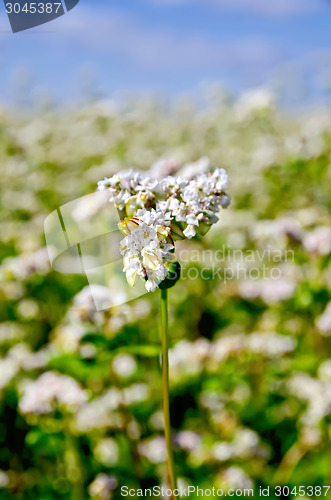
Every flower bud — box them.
[171,223,185,240]
[159,261,181,290]
[125,195,144,218]
[118,217,139,235]
[195,222,212,238]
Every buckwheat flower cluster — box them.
[118,209,174,292]
[98,161,230,291]
[98,165,230,238]
[158,168,230,239]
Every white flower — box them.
[98,162,230,288]
[178,157,211,179]
[150,158,179,178]
[112,354,137,378]
[89,474,118,500]
[94,438,119,466]
[73,285,113,320]
[212,428,267,462]
[98,170,145,210]
[138,436,167,463]
[183,224,197,238]
[238,278,296,304]
[74,388,123,432]
[1,248,50,280]
[98,162,230,243]
[212,442,234,461]
[288,373,331,431]
[0,470,9,488]
[235,88,274,121]
[318,360,331,382]
[177,431,202,452]
[19,371,87,415]
[123,383,150,405]
[118,209,173,292]
[212,332,295,361]
[304,226,331,256]
[316,302,331,336]
[221,467,253,489]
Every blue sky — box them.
[1,0,331,107]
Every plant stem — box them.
[66,432,85,500]
[160,288,177,494]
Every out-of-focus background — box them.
[1,1,331,499]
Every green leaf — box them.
[115,344,161,357]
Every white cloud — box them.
[147,0,324,17]
[51,6,282,71]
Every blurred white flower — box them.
[221,466,253,489]
[238,278,296,304]
[246,332,295,357]
[234,88,274,121]
[94,438,119,466]
[233,428,261,458]
[1,282,24,301]
[1,248,50,280]
[150,158,179,178]
[112,354,137,378]
[0,358,18,391]
[212,428,267,462]
[0,470,9,488]
[127,419,141,440]
[73,285,113,321]
[304,227,331,256]
[176,431,202,452]
[89,474,118,500]
[75,384,148,432]
[9,343,51,371]
[251,217,303,246]
[212,332,295,361]
[138,436,167,463]
[123,383,150,405]
[75,390,123,432]
[0,322,25,344]
[212,442,233,461]
[169,339,211,375]
[149,410,164,430]
[72,190,110,222]
[52,323,86,352]
[16,299,39,320]
[199,391,225,412]
[288,373,331,431]
[318,360,331,382]
[178,157,211,180]
[19,371,87,415]
[0,344,52,391]
[316,302,331,336]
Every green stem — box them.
[66,432,85,500]
[160,289,177,494]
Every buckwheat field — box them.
[0,91,330,499]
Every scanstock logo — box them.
[3,0,79,32]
